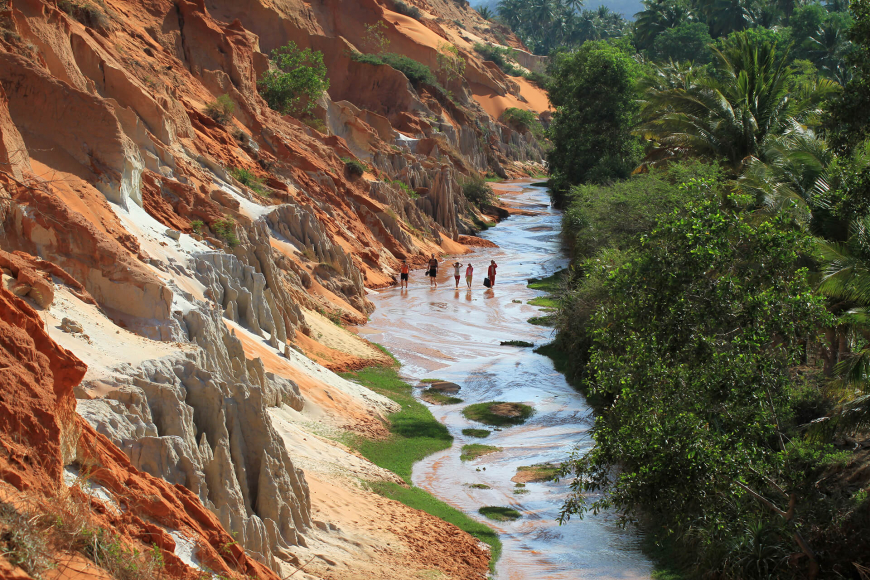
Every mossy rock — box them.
[462,402,534,427]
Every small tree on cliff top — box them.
[258,42,330,117]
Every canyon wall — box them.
[0,0,547,577]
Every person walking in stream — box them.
[427,255,439,288]
[400,260,409,290]
[487,260,498,287]
[452,261,463,289]
[465,263,473,289]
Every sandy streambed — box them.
[363,181,654,579]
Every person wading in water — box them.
[452,261,463,289]
[465,263,473,289]
[400,260,409,290]
[427,256,439,288]
[488,260,498,287]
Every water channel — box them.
[361,180,653,579]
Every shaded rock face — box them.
[0,284,281,580]
[78,305,309,570]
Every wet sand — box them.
[363,181,654,579]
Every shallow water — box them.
[362,181,654,580]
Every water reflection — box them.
[364,181,653,580]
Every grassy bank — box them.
[340,363,502,570]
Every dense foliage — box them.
[546,41,643,205]
[494,0,870,574]
[258,42,329,117]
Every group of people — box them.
[399,257,498,289]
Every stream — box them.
[360,180,654,579]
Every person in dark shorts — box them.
[427,256,439,288]
[400,260,409,289]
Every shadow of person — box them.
[484,288,495,299]
[465,289,472,302]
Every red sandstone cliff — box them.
[0,0,545,576]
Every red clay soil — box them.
[457,235,498,248]
[0,285,279,580]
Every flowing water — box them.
[360,181,654,579]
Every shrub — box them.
[303,117,327,133]
[389,179,419,198]
[461,175,495,206]
[523,70,552,89]
[190,219,204,234]
[57,0,109,29]
[204,94,234,124]
[363,21,390,54]
[473,43,520,75]
[351,51,437,88]
[501,107,545,139]
[228,167,267,195]
[258,42,329,117]
[211,218,240,247]
[342,157,367,177]
[437,43,466,85]
[392,0,422,19]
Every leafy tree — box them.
[547,41,643,204]
[437,43,466,86]
[363,21,391,54]
[559,185,830,576]
[651,21,713,62]
[258,42,329,117]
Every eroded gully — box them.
[359,180,654,579]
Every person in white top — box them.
[452,262,463,289]
[465,263,473,288]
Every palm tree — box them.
[636,33,837,173]
[634,0,693,50]
[496,0,523,29]
[476,5,494,20]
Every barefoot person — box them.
[427,255,439,288]
[452,261,463,289]
[487,260,498,287]
[400,259,409,289]
[465,263,473,288]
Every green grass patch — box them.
[515,464,559,482]
[527,296,559,308]
[472,216,497,230]
[478,506,521,522]
[342,363,501,570]
[500,340,534,347]
[419,378,445,384]
[528,315,556,327]
[422,390,463,405]
[462,402,534,427]
[513,488,530,495]
[469,483,491,489]
[484,176,505,182]
[462,428,491,438]
[460,444,501,461]
[369,481,501,566]
[527,269,566,293]
[341,366,451,482]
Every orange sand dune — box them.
[470,77,551,119]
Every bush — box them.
[392,0,422,19]
[474,43,521,75]
[342,157,367,177]
[258,42,329,117]
[204,94,234,124]
[211,218,240,247]
[190,219,204,234]
[351,51,438,88]
[501,107,544,139]
[57,0,109,29]
[228,167,267,195]
[461,175,495,206]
